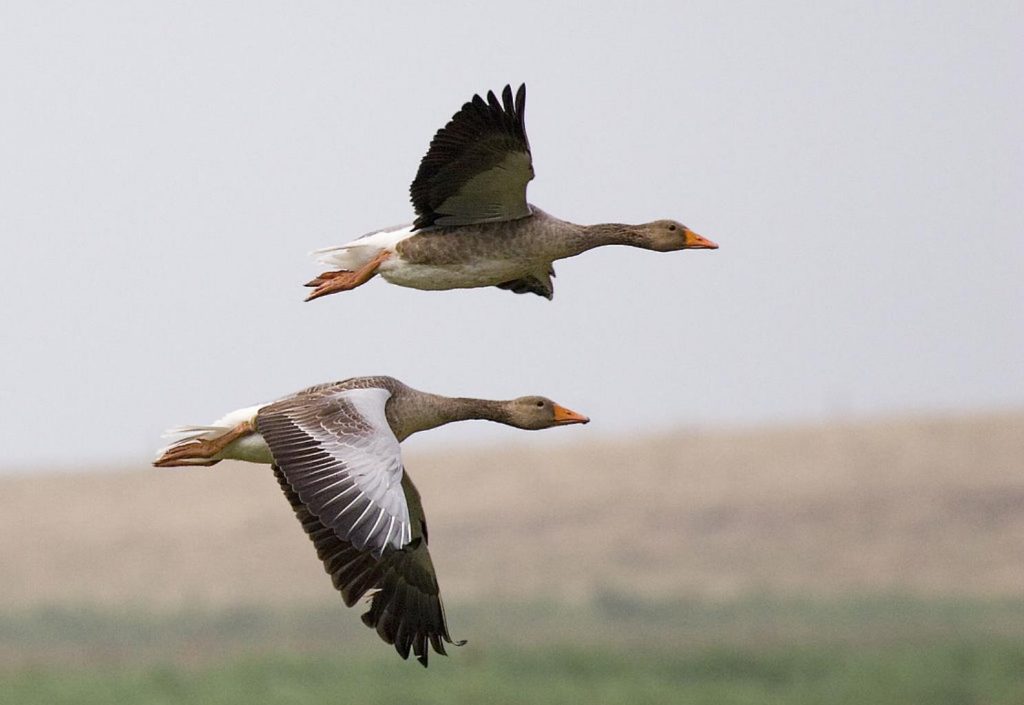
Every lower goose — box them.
[153,375,589,666]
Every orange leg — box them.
[304,250,391,302]
[153,421,254,468]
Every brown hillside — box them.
[1,413,1022,608]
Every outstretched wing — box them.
[410,84,534,230]
[257,387,411,558]
[272,464,463,666]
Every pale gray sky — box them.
[1,1,1021,469]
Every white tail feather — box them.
[311,243,374,271]
[311,224,415,270]
[161,425,224,439]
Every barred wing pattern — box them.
[257,387,411,557]
[410,84,533,229]
[272,464,463,666]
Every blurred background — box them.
[1,1,1021,703]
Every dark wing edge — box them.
[410,83,533,229]
[495,265,556,300]
[272,464,464,667]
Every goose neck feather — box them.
[558,222,648,256]
[386,389,509,441]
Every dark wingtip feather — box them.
[413,631,429,667]
[409,82,533,228]
[394,619,413,660]
[360,610,375,629]
[273,463,459,668]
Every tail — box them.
[310,243,382,272]
[310,224,415,271]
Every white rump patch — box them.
[312,224,415,271]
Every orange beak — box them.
[552,403,590,425]
[684,228,718,250]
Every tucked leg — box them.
[153,420,255,467]
[304,250,391,301]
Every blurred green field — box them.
[4,416,1022,702]
[4,596,1022,704]
[7,642,1024,705]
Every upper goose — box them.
[305,84,718,301]
[153,375,589,666]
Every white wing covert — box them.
[256,387,411,557]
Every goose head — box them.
[638,220,718,252]
[504,396,590,430]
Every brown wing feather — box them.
[272,464,463,667]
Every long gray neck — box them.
[555,222,647,258]
[443,397,511,424]
[388,392,511,441]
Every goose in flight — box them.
[305,84,717,301]
[153,375,589,666]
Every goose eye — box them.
[668,224,677,231]
[536,401,545,408]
